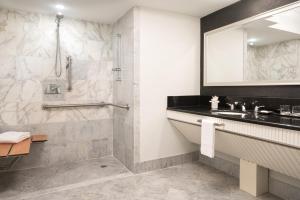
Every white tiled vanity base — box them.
[167,110,300,149]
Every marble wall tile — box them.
[16,56,55,80]
[64,107,112,121]
[17,102,45,125]
[62,37,85,60]
[65,80,89,101]
[246,39,300,81]
[71,60,89,80]
[84,40,105,61]
[0,80,42,102]
[87,80,113,102]
[19,80,43,102]
[87,61,113,81]
[0,31,23,56]
[0,56,16,79]
[0,8,114,170]
[0,79,20,102]
[0,102,18,126]
[19,28,56,58]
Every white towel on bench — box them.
[0,131,31,144]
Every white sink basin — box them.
[214,111,246,116]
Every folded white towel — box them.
[0,131,31,144]
[200,119,215,158]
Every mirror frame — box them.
[204,1,300,86]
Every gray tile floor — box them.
[0,156,281,200]
[0,156,131,199]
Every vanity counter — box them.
[167,106,300,131]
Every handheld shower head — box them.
[56,13,64,20]
[55,13,64,25]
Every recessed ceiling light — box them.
[55,4,65,10]
[248,38,257,43]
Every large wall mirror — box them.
[204,2,300,86]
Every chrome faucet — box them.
[254,105,265,113]
[226,103,235,111]
[241,103,247,112]
[235,102,246,112]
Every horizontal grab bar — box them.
[42,102,130,110]
[197,119,225,127]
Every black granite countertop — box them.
[167,106,300,131]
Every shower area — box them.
[0,6,137,199]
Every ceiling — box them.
[0,0,239,23]
[245,6,300,46]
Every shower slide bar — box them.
[42,102,130,110]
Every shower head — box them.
[55,13,64,25]
[56,13,64,20]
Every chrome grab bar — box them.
[197,119,225,127]
[42,102,130,110]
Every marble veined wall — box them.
[0,8,114,169]
[112,8,135,171]
[246,39,300,81]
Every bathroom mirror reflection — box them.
[204,3,300,86]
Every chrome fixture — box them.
[241,103,247,112]
[235,102,247,112]
[54,13,64,77]
[197,119,224,127]
[112,34,122,81]
[254,105,265,113]
[42,102,130,110]
[45,84,61,94]
[226,103,235,111]
[66,56,72,91]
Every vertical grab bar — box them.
[66,56,72,91]
[112,34,122,81]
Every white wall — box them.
[137,7,200,162]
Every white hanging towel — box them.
[0,131,31,144]
[200,119,215,158]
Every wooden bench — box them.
[0,135,47,169]
[0,135,48,158]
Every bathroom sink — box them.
[213,111,247,116]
